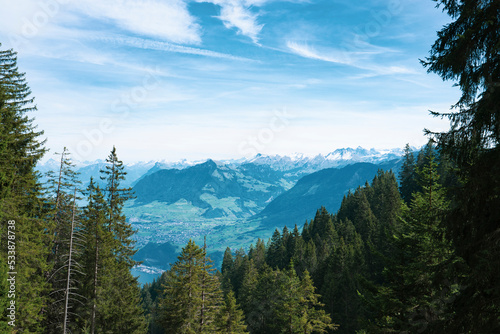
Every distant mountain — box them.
[37,158,158,188]
[132,159,295,219]
[247,147,404,173]
[36,147,407,187]
[253,160,403,229]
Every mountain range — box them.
[37,147,405,187]
[37,147,407,284]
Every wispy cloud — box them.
[286,40,415,76]
[286,41,353,65]
[95,34,253,61]
[196,0,264,43]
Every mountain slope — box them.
[131,159,294,219]
[254,160,402,228]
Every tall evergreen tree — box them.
[400,144,418,204]
[77,179,113,334]
[0,45,49,332]
[216,290,249,334]
[99,147,147,333]
[422,0,500,330]
[369,156,457,333]
[100,146,136,264]
[158,240,222,334]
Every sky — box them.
[0,0,461,163]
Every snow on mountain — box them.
[36,147,406,185]
[244,147,404,172]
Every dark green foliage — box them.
[367,155,459,333]
[0,256,10,332]
[216,290,249,334]
[98,147,147,333]
[422,1,500,331]
[75,148,147,333]
[100,146,137,265]
[157,240,223,333]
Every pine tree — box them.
[77,179,113,334]
[158,240,222,334]
[0,45,49,332]
[98,147,147,333]
[249,238,266,270]
[100,146,135,264]
[299,270,337,334]
[422,1,500,330]
[221,247,234,293]
[372,155,457,333]
[216,290,249,334]
[399,144,418,204]
[275,266,336,334]
[267,229,286,269]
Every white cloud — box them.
[68,0,201,44]
[0,0,203,47]
[196,0,263,43]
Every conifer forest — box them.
[1,0,499,333]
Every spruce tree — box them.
[372,156,457,333]
[399,144,418,204]
[158,240,222,334]
[99,147,147,333]
[0,45,49,332]
[77,179,113,333]
[422,1,500,330]
[100,146,135,264]
[216,290,249,334]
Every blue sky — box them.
[0,0,460,162]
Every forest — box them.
[1,0,499,333]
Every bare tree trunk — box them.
[63,188,77,333]
[91,222,99,334]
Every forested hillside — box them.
[1,0,499,333]
[0,47,146,332]
[140,144,463,333]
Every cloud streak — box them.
[286,40,416,76]
[286,41,353,65]
[95,34,253,61]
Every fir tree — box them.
[0,45,49,332]
[216,290,249,334]
[99,147,147,333]
[100,146,136,264]
[422,1,500,330]
[399,144,418,204]
[158,240,222,334]
[77,179,113,334]
[372,156,457,333]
